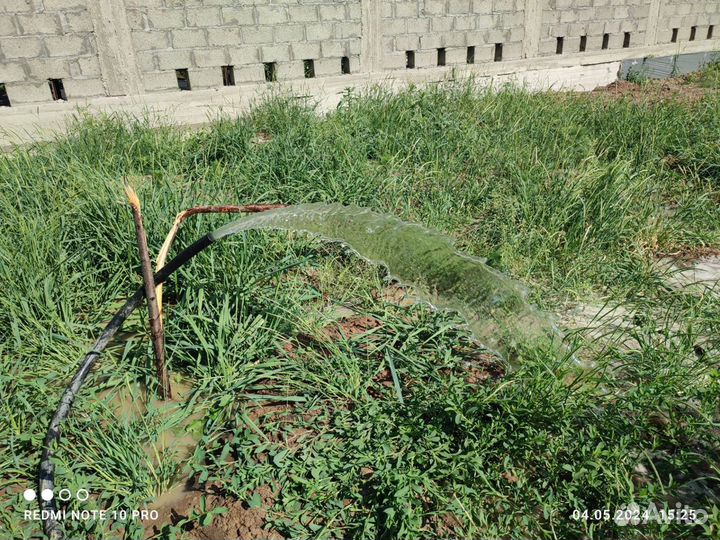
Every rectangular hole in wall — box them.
[406,50,415,69]
[175,69,191,91]
[494,43,503,62]
[341,56,350,74]
[438,47,445,66]
[671,28,679,43]
[303,59,315,78]
[579,35,587,52]
[221,65,235,86]
[48,78,67,100]
[437,48,446,66]
[556,37,564,54]
[264,62,277,82]
[708,25,714,39]
[466,46,475,64]
[602,33,610,50]
[690,26,697,41]
[0,83,10,107]
[623,32,631,48]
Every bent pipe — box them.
[39,233,214,540]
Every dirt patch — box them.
[322,315,381,341]
[591,75,715,104]
[144,483,282,540]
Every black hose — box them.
[39,234,213,540]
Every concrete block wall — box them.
[0,0,102,105]
[124,0,362,93]
[541,0,652,56]
[656,2,720,44]
[0,0,719,106]
[382,0,526,70]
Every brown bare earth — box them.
[591,74,717,104]
[144,483,282,540]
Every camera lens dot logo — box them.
[58,489,72,502]
[40,489,54,501]
[23,489,36,502]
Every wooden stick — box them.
[124,182,172,399]
[155,204,286,323]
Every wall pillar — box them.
[645,0,662,46]
[523,0,543,59]
[361,0,382,73]
[86,0,142,96]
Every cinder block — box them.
[124,9,147,31]
[17,13,60,35]
[319,4,346,21]
[414,50,436,68]
[124,0,164,7]
[186,8,221,28]
[448,0,471,15]
[321,40,350,58]
[335,21,361,39]
[77,56,101,77]
[132,30,168,51]
[0,36,42,58]
[424,0,445,16]
[241,26,273,44]
[432,17,454,32]
[493,0,515,12]
[313,57,341,76]
[255,6,286,26]
[275,60,304,81]
[419,34,443,49]
[395,34,420,51]
[291,42,321,60]
[474,14,494,29]
[454,16,476,31]
[44,35,91,57]
[382,17,407,36]
[193,48,226,67]
[348,38,361,55]
[382,52,407,70]
[444,32,467,47]
[155,49,192,70]
[136,51,157,71]
[259,44,290,62]
[233,64,264,84]
[189,67,222,88]
[446,47,468,64]
[0,61,26,82]
[208,27,241,47]
[25,57,70,78]
[5,82,51,104]
[147,9,185,30]
[274,24,304,43]
[63,11,94,33]
[502,41,522,60]
[288,5,318,23]
[348,3,361,21]
[172,28,208,48]
[394,2,418,18]
[304,23,334,40]
[227,45,259,65]
[473,0,493,14]
[0,15,17,36]
[221,7,254,26]
[142,71,177,93]
[65,78,105,98]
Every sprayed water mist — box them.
[211,203,558,359]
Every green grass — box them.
[1,78,719,539]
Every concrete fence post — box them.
[361,0,382,73]
[86,0,142,96]
[523,0,542,59]
[645,0,662,46]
